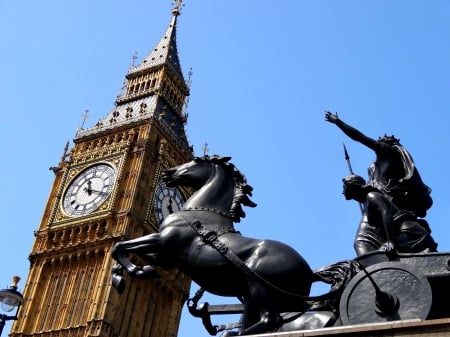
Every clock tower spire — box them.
[11,5,192,337]
[75,1,190,153]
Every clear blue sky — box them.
[1,1,450,336]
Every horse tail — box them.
[313,260,361,292]
[302,260,361,312]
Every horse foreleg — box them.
[112,233,162,279]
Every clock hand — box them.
[166,198,174,214]
[83,180,93,195]
[89,189,110,196]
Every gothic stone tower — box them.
[11,5,192,337]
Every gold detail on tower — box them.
[11,5,192,337]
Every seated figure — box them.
[342,174,437,255]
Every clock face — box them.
[62,163,116,217]
[154,183,184,225]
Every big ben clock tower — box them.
[11,3,192,337]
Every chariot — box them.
[187,250,450,335]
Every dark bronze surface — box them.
[110,149,450,336]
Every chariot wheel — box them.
[339,261,432,325]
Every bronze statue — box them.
[112,156,316,335]
[110,154,450,334]
[325,111,432,218]
[342,174,437,254]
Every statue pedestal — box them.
[252,318,450,337]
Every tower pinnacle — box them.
[172,0,184,16]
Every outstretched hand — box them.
[325,111,339,124]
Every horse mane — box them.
[207,155,257,222]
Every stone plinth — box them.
[250,318,450,337]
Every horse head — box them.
[162,155,256,222]
[162,156,222,190]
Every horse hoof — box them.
[112,274,125,294]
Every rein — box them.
[190,220,344,304]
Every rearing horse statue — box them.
[111,155,315,335]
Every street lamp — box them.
[0,276,24,336]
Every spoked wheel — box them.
[339,261,432,325]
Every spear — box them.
[343,143,364,215]
[343,143,354,175]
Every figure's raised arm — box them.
[325,111,377,150]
